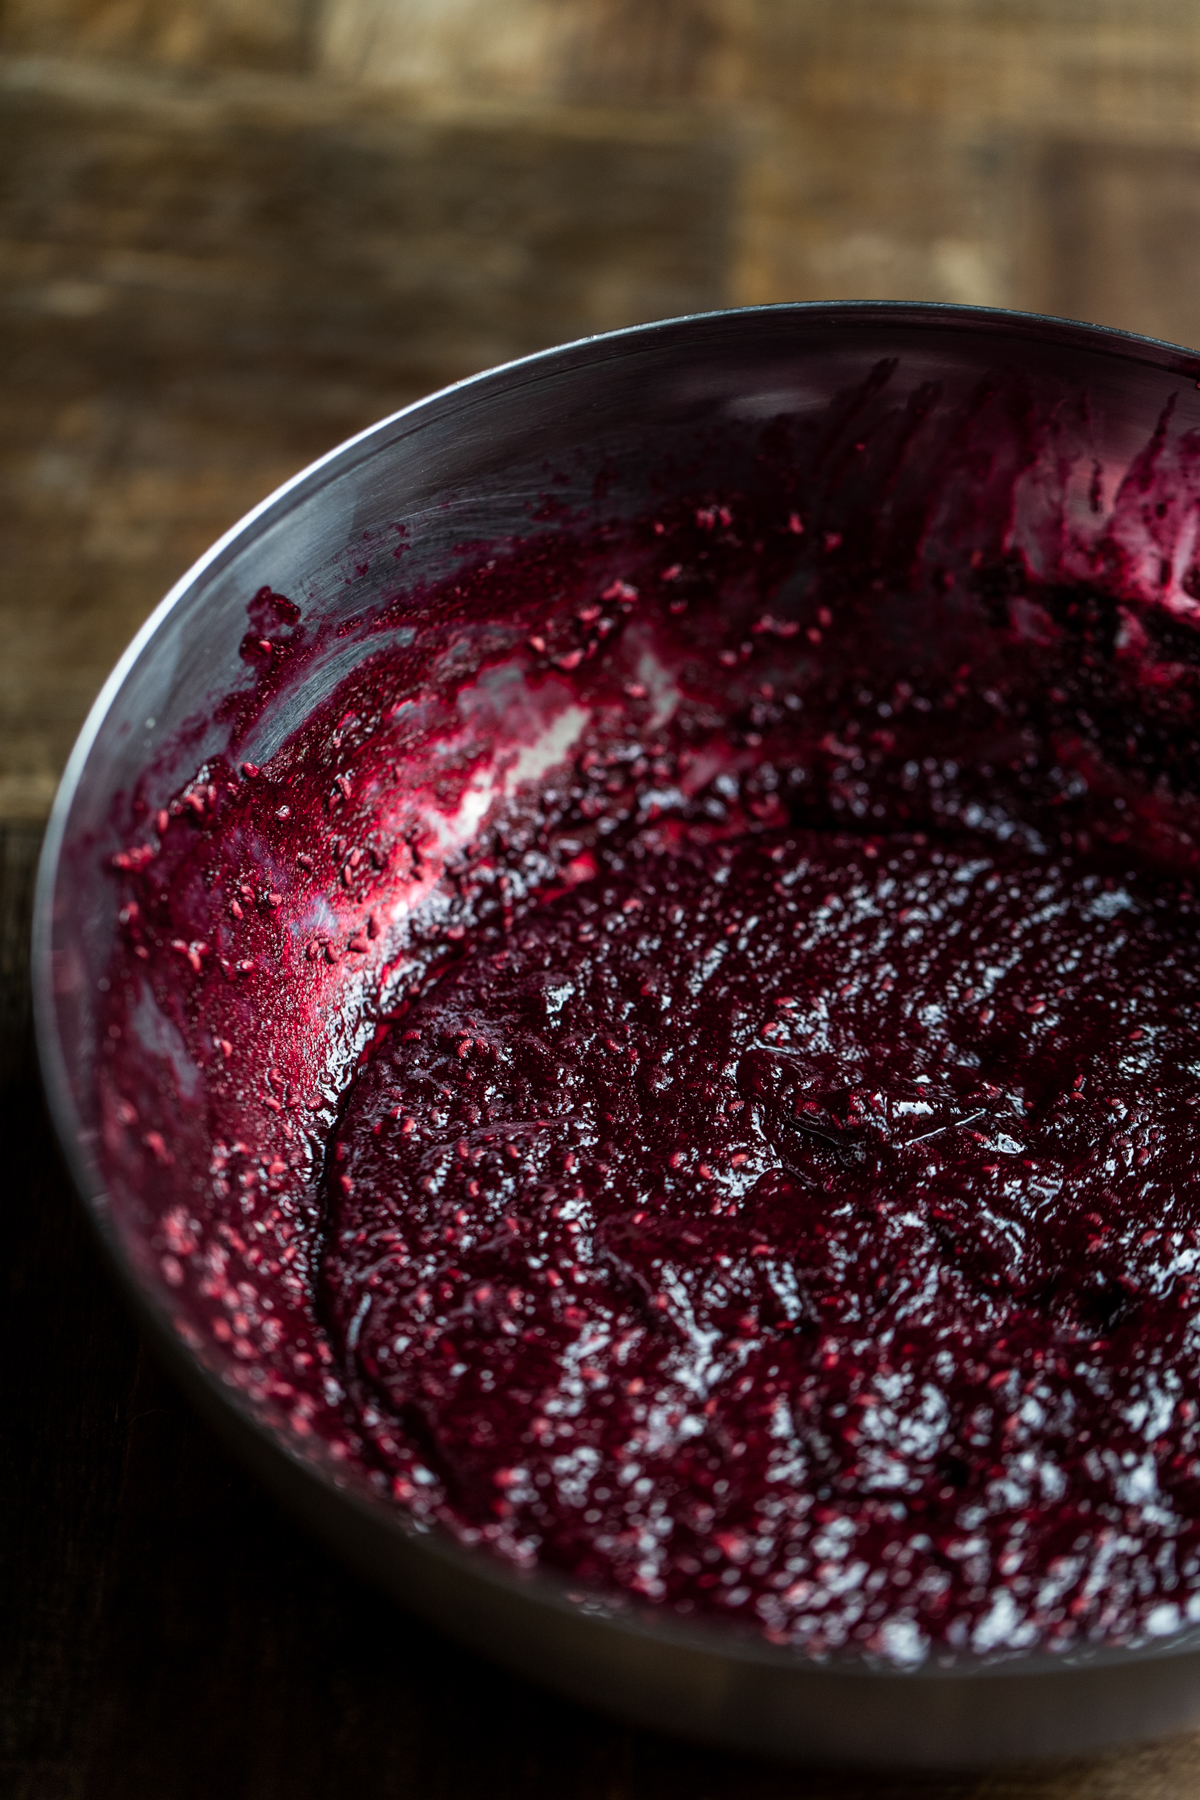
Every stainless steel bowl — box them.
[34,302,1200,1769]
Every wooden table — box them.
[7,20,1200,1795]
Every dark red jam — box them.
[322,832,1200,1662]
[97,367,1200,1665]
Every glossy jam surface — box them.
[94,368,1200,1664]
[323,833,1200,1659]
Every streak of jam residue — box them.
[96,363,1200,1666]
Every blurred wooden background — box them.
[5,0,1200,821]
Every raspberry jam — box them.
[97,369,1200,1665]
[322,831,1200,1662]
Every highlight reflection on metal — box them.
[33,303,1200,1770]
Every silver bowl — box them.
[34,302,1200,1769]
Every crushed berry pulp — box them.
[98,371,1200,1667]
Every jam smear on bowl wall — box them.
[96,361,1200,1668]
